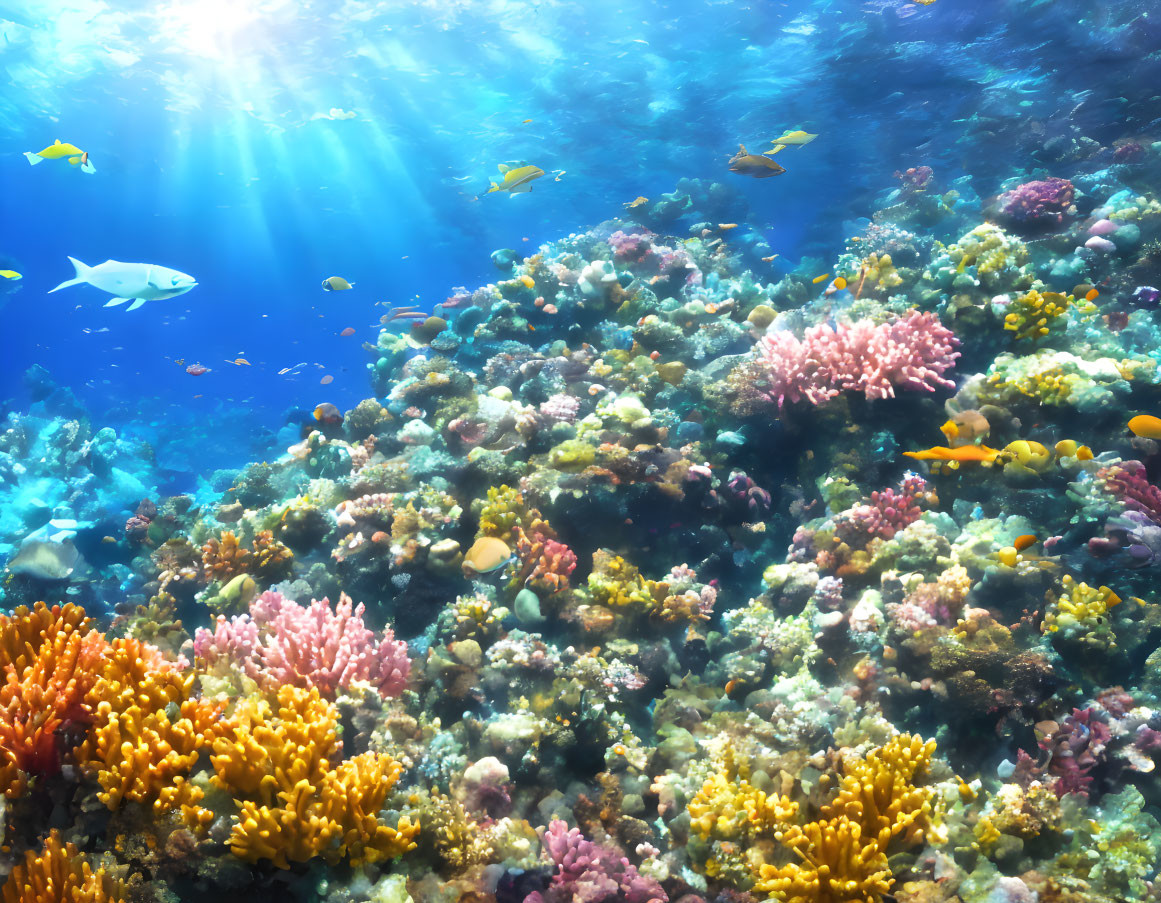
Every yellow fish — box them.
[0,270,21,281]
[769,130,818,150]
[24,140,96,174]
[626,196,649,208]
[322,276,354,291]
[1129,414,1161,440]
[486,164,545,196]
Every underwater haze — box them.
[4,0,1161,902]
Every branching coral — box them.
[527,819,667,903]
[0,602,106,796]
[208,685,419,868]
[194,591,410,699]
[740,310,959,410]
[75,637,227,818]
[1,831,125,903]
[755,735,938,903]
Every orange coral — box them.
[201,531,253,581]
[0,603,107,796]
[208,685,418,868]
[75,638,227,819]
[1,831,125,903]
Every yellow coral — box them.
[754,734,938,903]
[823,734,937,850]
[476,484,528,538]
[756,817,891,903]
[1002,289,1074,342]
[1042,575,1121,634]
[688,769,798,841]
[210,685,418,869]
[76,638,227,818]
[587,549,669,615]
[1,831,124,903]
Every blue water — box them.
[1,0,1158,474]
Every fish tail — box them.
[48,256,90,293]
[23,152,43,166]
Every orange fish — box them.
[1085,289,1099,302]
[903,444,1002,463]
[1129,414,1161,440]
[812,273,831,284]
[1013,534,1038,551]
[833,276,848,290]
[718,223,738,230]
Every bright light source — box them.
[154,0,265,60]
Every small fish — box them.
[322,276,354,291]
[314,403,342,424]
[718,223,738,230]
[1013,534,1038,552]
[24,139,96,174]
[485,164,545,196]
[912,0,937,5]
[833,276,848,290]
[340,327,356,336]
[174,358,185,366]
[0,270,21,280]
[728,144,786,178]
[761,255,780,262]
[320,374,334,385]
[185,363,210,376]
[813,273,831,284]
[626,196,648,208]
[769,129,818,147]
[227,357,251,366]
[522,118,533,123]
[1085,288,1100,302]
[1129,414,1161,439]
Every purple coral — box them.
[753,310,959,409]
[1038,708,1110,797]
[193,590,411,699]
[525,820,667,903]
[996,177,1075,228]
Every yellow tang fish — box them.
[486,164,545,196]
[625,196,649,208]
[24,139,96,174]
[0,270,21,281]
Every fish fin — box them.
[23,152,43,165]
[487,182,500,193]
[68,156,81,165]
[48,256,90,293]
[81,160,96,174]
[739,143,747,154]
[768,144,787,155]
[54,139,61,145]
[104,298,132,307]
[126,298,147,311]
[510,183,532,194]
[498,163,510,173]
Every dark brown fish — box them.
[728,144,786,178]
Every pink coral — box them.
[193,591,410,699]
[525,819,666,903]
[540,394,580,424]
[753,310,959,409]
[834,475,927,546]
[996,177,1075,227]
[1098,461,1161,523]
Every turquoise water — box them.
[2,1,1161,901]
